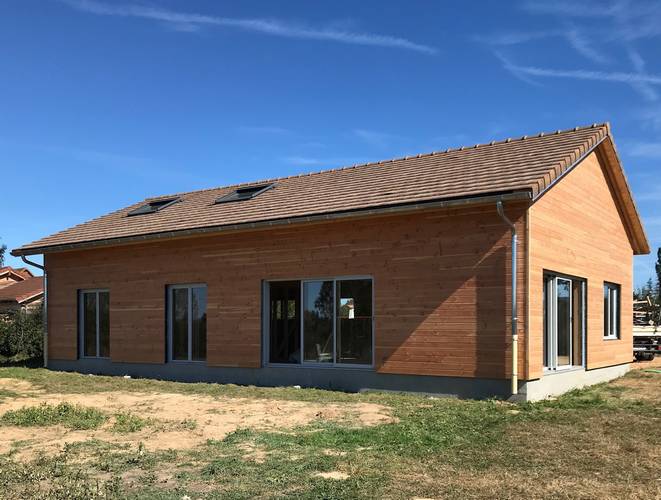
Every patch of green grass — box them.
[1,402,107,430]
[0,367,658,498]
[0,388,20,401]
[112,412,150,433]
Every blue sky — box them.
[2,0,660,286]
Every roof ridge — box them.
[146,123,609,202]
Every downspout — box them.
[496,201,518,396]
[20,256,47,369]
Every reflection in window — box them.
[604,283,620,339]
[168,285,207,362]
[80,290,110,358]
[303,281,334,363]
[336,280,373,365]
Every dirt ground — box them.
[629,355,661,370]
[0,378,395,460]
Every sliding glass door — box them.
[267,277,373,367]
[544,273,585,370]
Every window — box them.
[604,282,620,340]
[267,277,373,367]
[216,183,274,204]
[167,284,207,362]
[79,290,110,358]
[127,197,179,216]
[543,273,585,370]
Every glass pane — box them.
[571,281,583,366]
[98,292,110,358]
[336,280,372,365]
[556,279,571,366]
[83,292,97,357]
[612,288,619,338]
[191,287,207,361]
[303,281,333,363]
[269,282,300,364]
[172,288,189,360]
[604,285,610,336]
[543,277,549,368]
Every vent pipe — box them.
[496,201,518,396]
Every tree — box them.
[0,241,6,267]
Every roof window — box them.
[215,183,275,204]
[127,197,180,216]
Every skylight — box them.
[127,197,180,216]
[215,183,275,204]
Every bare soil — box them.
[0,378,394,460]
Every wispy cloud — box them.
[352,129,404,148]
[628,142,661,158]
[564,26,611,64]
[497,54,661,99]
[476,27,609,65]
[61,0,437,54]
[237,126,292,135]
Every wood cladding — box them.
[45,146,636,384]
[46,204,527,380]
[528,151,634,379]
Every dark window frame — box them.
[263,276,375,369]
[127,197,180,216]
[78,289,110,359]
[603,282,621,340]
[166,283,208,363]
[215,183,275,204]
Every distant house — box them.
[0,266,34,288]
[11,123,650,400]
[0,267,44,314]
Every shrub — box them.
[0,305,43,362]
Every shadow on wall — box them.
[379,207,516,380]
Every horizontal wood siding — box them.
[46,204,527,379]
[528,151,633,379]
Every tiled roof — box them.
[11,123,647,255]
[0,277,44,304]
[0,266,33,281]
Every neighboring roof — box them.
[0,276,44,304]
[12,123,650,256]
[0,266,33,281]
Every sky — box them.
[1,0,660,286]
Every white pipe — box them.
[496,201,518,395]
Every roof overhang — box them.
[11,191,533,257]
[596,136,650,255]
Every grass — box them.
[1,402,107,430]
[0,367,658,499]
[111,412,151,433]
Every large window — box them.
[543,273,585,370]
[604,282,620,340]
[167,284,207,362]
[79,289,110,358]
[267,277,373,367]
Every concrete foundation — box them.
[48,359,630,402]
[518,363,630,401]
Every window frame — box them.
[263,276,375,369]
[542,271,587,372]
[603,282,621,340]
[78,288,110,359]
[166,283,208,363]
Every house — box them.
[0,267,44,314]
[11,123,649,401]
[0,266,34,289]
